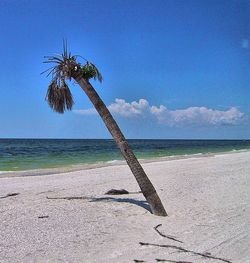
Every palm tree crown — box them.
[43,42,102,113]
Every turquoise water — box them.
[0,139,250,171]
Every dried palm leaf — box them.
[46,81,74,113]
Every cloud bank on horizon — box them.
[74,98,244,127]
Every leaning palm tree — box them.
[43,42,167,216]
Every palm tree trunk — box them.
[73,76,167,216]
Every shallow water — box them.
[0,139,250,171]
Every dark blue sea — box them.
[0,139,250,172]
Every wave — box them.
[0,171,14,174]
[106,159,122,164]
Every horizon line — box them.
[0,137,249,141]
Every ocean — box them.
[0,139,250,172]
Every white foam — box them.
[106,160,120,164]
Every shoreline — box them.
[0,149,249,178]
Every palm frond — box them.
[80,61,103,82]
[40,66,55,75]
[87,61,103,82]
[61,79,74,110]
[75,55,88,61]
[43,56,64,64]
[46,81,74,113]
[63,39,68,59]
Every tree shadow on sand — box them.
[46,196,151,213]
[90,197,151,213]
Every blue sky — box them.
[0,0,249,139]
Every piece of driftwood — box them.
[154,224,183,243]
[105,189,129,195]
[0,193,20,199]
[139,242,232,263]
[156,259,193,263]
[38,215,49,219]
[46,196,90,200]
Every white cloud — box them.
[108,98,149,117]
[242,39,249,49]
[151,105,244,127]
[73,108,97,115]
[74,98,244,127]
[73,98,149,117]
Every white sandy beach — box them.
[0,151,249,263]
